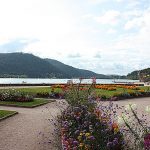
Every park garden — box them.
[0,81,150,149]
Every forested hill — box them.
[45,58,101,78]
[0,53,103,78]
[0,52,127,78]
[45,58,127,79]
[127,68,150,80]
[0,53,64,78]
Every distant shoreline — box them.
[0,82,145,88]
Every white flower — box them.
[117,113,129,125]
[145,106,150,113]
[117,116,124,125]
[125,103,137,111]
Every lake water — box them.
[0,78,139,84]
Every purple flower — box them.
[89,136,95,140]
[73,140,78,146]
[144,133,150,148]
[113,138,118,145]
[74,130,80,135]
[107,142,113,148]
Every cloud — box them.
[0,39,38,53]
[107,29,117,34]
[0,0,149,75]
[94,10,120,25]
[124,16,145,30]
[94,52,101,58]
[88,0,107,4]
[68,53,82,58]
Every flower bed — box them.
[61,105,124,149]
[0,89,33,102]
[57,79,150,150]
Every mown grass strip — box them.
[0,98,54,108]
[0,110,18,121]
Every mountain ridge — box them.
[0,52,146,79]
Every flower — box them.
[73,140,78,146]
[125,103,137,111]
[117,116,124,125]
[79,143,84,148]
[107,142,113,148]
[77,136,82,141]
[145,106,150,113]
[144,133,150,149]
[85,133,90,137]
[89,136,95,140]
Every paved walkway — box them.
[0,100,64,150]
[100,97,150,124]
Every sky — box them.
[0,0,150,75]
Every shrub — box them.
[60,79,125,149]
[0,89,33,102]
[36,92,50,98]
[61,105,124,150]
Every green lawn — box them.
[0,98,52,108]
[17,87,51,94]
[16,87,62,95]
[96,86,150,98]
[0,110,18,119]
[0,86,149,99]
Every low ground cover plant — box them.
[4,84,149,100]
[0,89,33,102]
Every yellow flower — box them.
[114,127,119,133]
[78,136,82,141]
[79,143,84,147]
[80,133,83,136]
[85,133,90,137]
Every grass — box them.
[14,87,62,95]
[0,86,149,99]
[0,98,52,108]
[96,86,150,98]
[0,110,18,120]
[17,87,51,94]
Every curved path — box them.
[0,100,64,150]
[100,97,150,123]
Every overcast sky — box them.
[0,0,149,75]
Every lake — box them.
[0,78,139,84]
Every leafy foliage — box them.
[0,89,33,102]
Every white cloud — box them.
[107,29,117,34]
[0,0,149,74]
[88,0,107,4]
[82,14,93,19]
[94,10,120,25]
[124,17,144,30]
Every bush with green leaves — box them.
[0,89,33,102]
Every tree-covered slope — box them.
[0,52,128,79]
[45,58,100,78]
[0,53,64,78]
[127,68,150,81]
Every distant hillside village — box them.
[139,72,150,82]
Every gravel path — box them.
[100,97,150,123]
[0,100,63,150]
